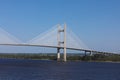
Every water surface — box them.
[0,59,120,80]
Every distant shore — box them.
[0,53,120,62]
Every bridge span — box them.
[0,23,114,61]
[0,43,112,55]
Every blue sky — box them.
[0,0,120,53]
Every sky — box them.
[0,0,120,53]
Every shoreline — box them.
[0,58,120,63]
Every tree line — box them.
[0,53,120,62]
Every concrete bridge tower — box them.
[57,23,67,62]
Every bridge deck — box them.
[0,43,112,54]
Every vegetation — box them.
[0,53,57,60]
[0,53,120,62]
[68,53,120,62]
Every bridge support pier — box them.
[90,51,93,56]
[85,51,87,56]
[85,51,93,56]
[57,48,60,61]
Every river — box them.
[0,59,120,80]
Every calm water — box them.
[0,59,120,80]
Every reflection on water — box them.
[0,59,120,80]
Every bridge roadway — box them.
[0,43,112,54]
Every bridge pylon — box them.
[57,24,67,62]
[64,23,67,62]
[57,25,61,61]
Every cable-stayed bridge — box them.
[0,24,113,61]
